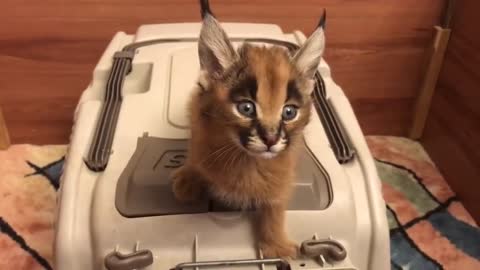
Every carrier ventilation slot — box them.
[85,51,133,171]
[312,74,355,164]
[85,38,354,171]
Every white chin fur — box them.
[246,137,286,159]
[258,152,278,159]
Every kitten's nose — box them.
[264,133,279,148]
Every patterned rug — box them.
[0,136,478,269]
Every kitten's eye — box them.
[282,105,298,121]
[237,101,256,117]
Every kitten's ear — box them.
[293,10,326,79]
[198,13,237,76]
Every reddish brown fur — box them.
[249,47,290,124]
[172,45,312,258]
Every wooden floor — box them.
[0,0,443,144]
[422,0,480,221]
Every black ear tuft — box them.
[292,9,326,82]
[199,0,215,19]
[198,12,237,76]
[317,9,327,29]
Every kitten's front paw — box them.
[171,166,203,202]
[260,239,298,259]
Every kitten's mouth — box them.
[244,147,281,159]
[234,140,280,159]
[230,133,284,159]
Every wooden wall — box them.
[422,0,480,221]
[0,0,444,144]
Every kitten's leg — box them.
[171,165,205,202]
[257,203,298,259]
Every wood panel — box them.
[0,106,10,149]
[0,0,443,144]
[422,0,480,221]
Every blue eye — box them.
[237,101,256,117]
[282,105,298,121]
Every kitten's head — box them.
[197,13,326,159]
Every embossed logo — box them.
[157,150,187,169]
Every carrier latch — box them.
[105,249,153,270]
[301,238,347,265]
